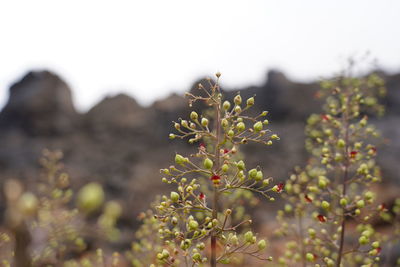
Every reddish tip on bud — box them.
[321,114,330,121]
[304,194,313,203]
[350,151,358,159]
[277,183,284,193]
[199,143,206,150]
[223,149,230,154]
[199,192,205,200]
[379,203,387,211]
[317,214,326,223]
[376,247,382,254]
[210,175,221,185]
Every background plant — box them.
[275,69,388,267]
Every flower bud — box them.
[234,95,242,105]
[190,111,198,121]
[372,241,380,248]
[77,182,105,213]
[306,253,315,262]
[258,239,267,250]
[271,134,279,140]
[170,192,179,202]
[221,118,229,127]
[356,200,365,209]
[246,97,255,106]
[255,171,263,181]
[192,252,201,261]
[201,118,209,127]
[234,105,242,113]
[228,130,235,137]
[169,133,176,139]
[263,119,269,125]
[236,122,245,132]
[244,231,254,243]
[236,160,245,170]
[175,154,186,165]
[253,121,263,132]
[223,101,231,110]
[308,228,316,238]
[222,164,229,172]
[181,120,189,128]
[161,249,170,259]
[203,158,213,169]
[248,168,257,179]
[231,235,239,245]
[337,139,345,148]
[17,192,39,216]
[188,220,199,231]
[321,201,330,210]
[359,235,369,245]
[340,198,348,207]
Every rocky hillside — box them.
[0,70,399,222]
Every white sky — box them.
[0,0,399,112]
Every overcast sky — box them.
[0,0,399,111]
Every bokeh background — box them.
[0,0,400,259]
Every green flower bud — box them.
[234,95,242,105]
[234,105,242,113]
[255,171,263,181]
[263,119,269,125]
[258,239,267,250]
[364,191,374,200]
[223,101,231,110]
[244,231,254,243]
[222,164,229,172]
[192,252,201,261]
[188,220,199,231]
[262,178,270,186]
[306,253,315,262]
[228,130,235,137]
[204,158,213,169]
[372,241,380,248]
[236,160,245,170]
[190,111,198,121]
[248,168,257,179]
[175,154,186,165]
[355,208,361,215]
[359,235,369,245]
[246,97,255,106]
[284,204,293,213]
[236,122,245,132]
[201,118,209,127]
[308,228,316,238]
[231,235,239,245]
[169,133,176,139]
[318,177,328,189]
[321,201,330,210]
[221,118,229,127]
[271,134,279,140]
[337,139,345,148]
[181,120,189,128]
[77,182,105,213]
[253,121,263,132]
[197,242,206,250]
[161,249,170,259]
[170,192,179,202]
[356,200,365,209]
[340,198,348,207]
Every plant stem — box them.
[298,213,306,267]
[211,88,222,267]
[336,92,350,267]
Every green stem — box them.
[211,87,222,267]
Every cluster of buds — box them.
[275,72,387,267]
[151,73,279,266]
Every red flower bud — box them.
[199,143,206,150]
[376,247,382,254]
[210,175,221,185]
[317,214,326,223]
[277,183,284,193]
[379,203,387,211]
[350,151,358,159]
[223,149,230,154]
[199,192,205,201]
[321,114,330,121]
[304,194,313,203]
